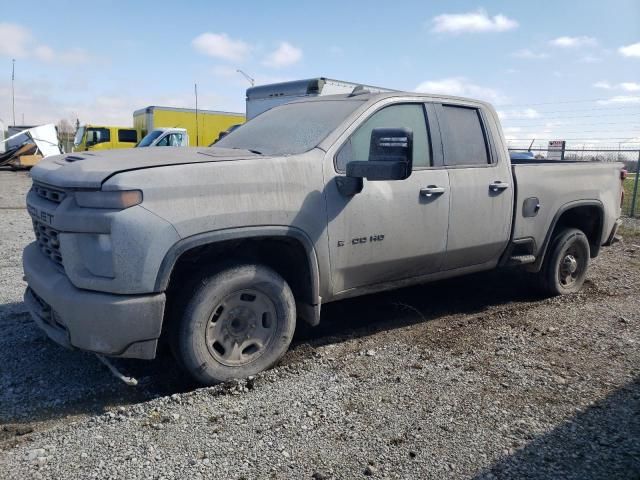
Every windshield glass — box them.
[215,100,363,155]
[73,126,85,146]
[137,130,164,147]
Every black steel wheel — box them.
[538,228,590,295]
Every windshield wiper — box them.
[229,147,262,155]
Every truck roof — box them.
[133,106,244,117]
[285,90,495,109]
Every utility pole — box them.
[236,69,255,87]
[194,83,199,147]
[11,59,16,127]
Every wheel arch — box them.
[532,200,604,272]
[156,226,322,325]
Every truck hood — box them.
[31,147,264,189]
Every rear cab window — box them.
[438,105,491,167]
[118,129,138,143]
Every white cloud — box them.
[262,42,303,68]
[549,36,597,48]
[33,45,55,62]
[512,49,548,59]
[620,82,640,92]
[58,48,91,64]
[593,81,612,89]
[0,23,32,57]
[430,9,518,34]
[415,77,507,104]
[497,108,540,120]
[192,32,251,62]
[593,81,640,92]
[619,42,640,58]
[0,23,90,64]
[597,96,640,105]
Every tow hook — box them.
[96,354,138,386]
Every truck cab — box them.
[73,125,139,152]
[136,128,189,148]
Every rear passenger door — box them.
[435,104,513,270]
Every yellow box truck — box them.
[133,106,245,147]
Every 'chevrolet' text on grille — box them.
[27,205,54,224]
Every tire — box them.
[537,228,590,296]
[174,263,296,385]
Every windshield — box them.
[137,130,164,147]
[215,100,363,155]
[73,126,85,146]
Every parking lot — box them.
[0,171,637,479]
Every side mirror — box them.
[346,128,413,181]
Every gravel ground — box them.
[0,171,638,479]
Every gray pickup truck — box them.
[23,91,623,385]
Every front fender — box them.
[154,225,324,307]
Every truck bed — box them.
[511,161,623,258]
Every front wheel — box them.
[174,263,296,385]
[537,228,590,296]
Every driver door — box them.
[324,102,450,294]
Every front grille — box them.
[32,183,67,204]
[33,220,63,266]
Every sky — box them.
[1,0,639,149]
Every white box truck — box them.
[245,77,394,119]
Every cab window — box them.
[118,129,138,143]
[439,105,490,166]
[86,127,110,146]
[156,133,183,147]
[336,104,431,171]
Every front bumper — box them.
[23,242,165,359]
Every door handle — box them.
[420,185,446,197]
[489,181,510,192]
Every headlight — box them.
[75,190,143,209]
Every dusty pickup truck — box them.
[23,91,623,385]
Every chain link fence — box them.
[508,147,640,217]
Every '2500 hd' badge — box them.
[27,204,54,224]
[337,234,385,247]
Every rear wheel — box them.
[537,228,590,296]
[174,263,296,385]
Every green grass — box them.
[623,177,640,216]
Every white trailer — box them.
[245,77,394,120]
